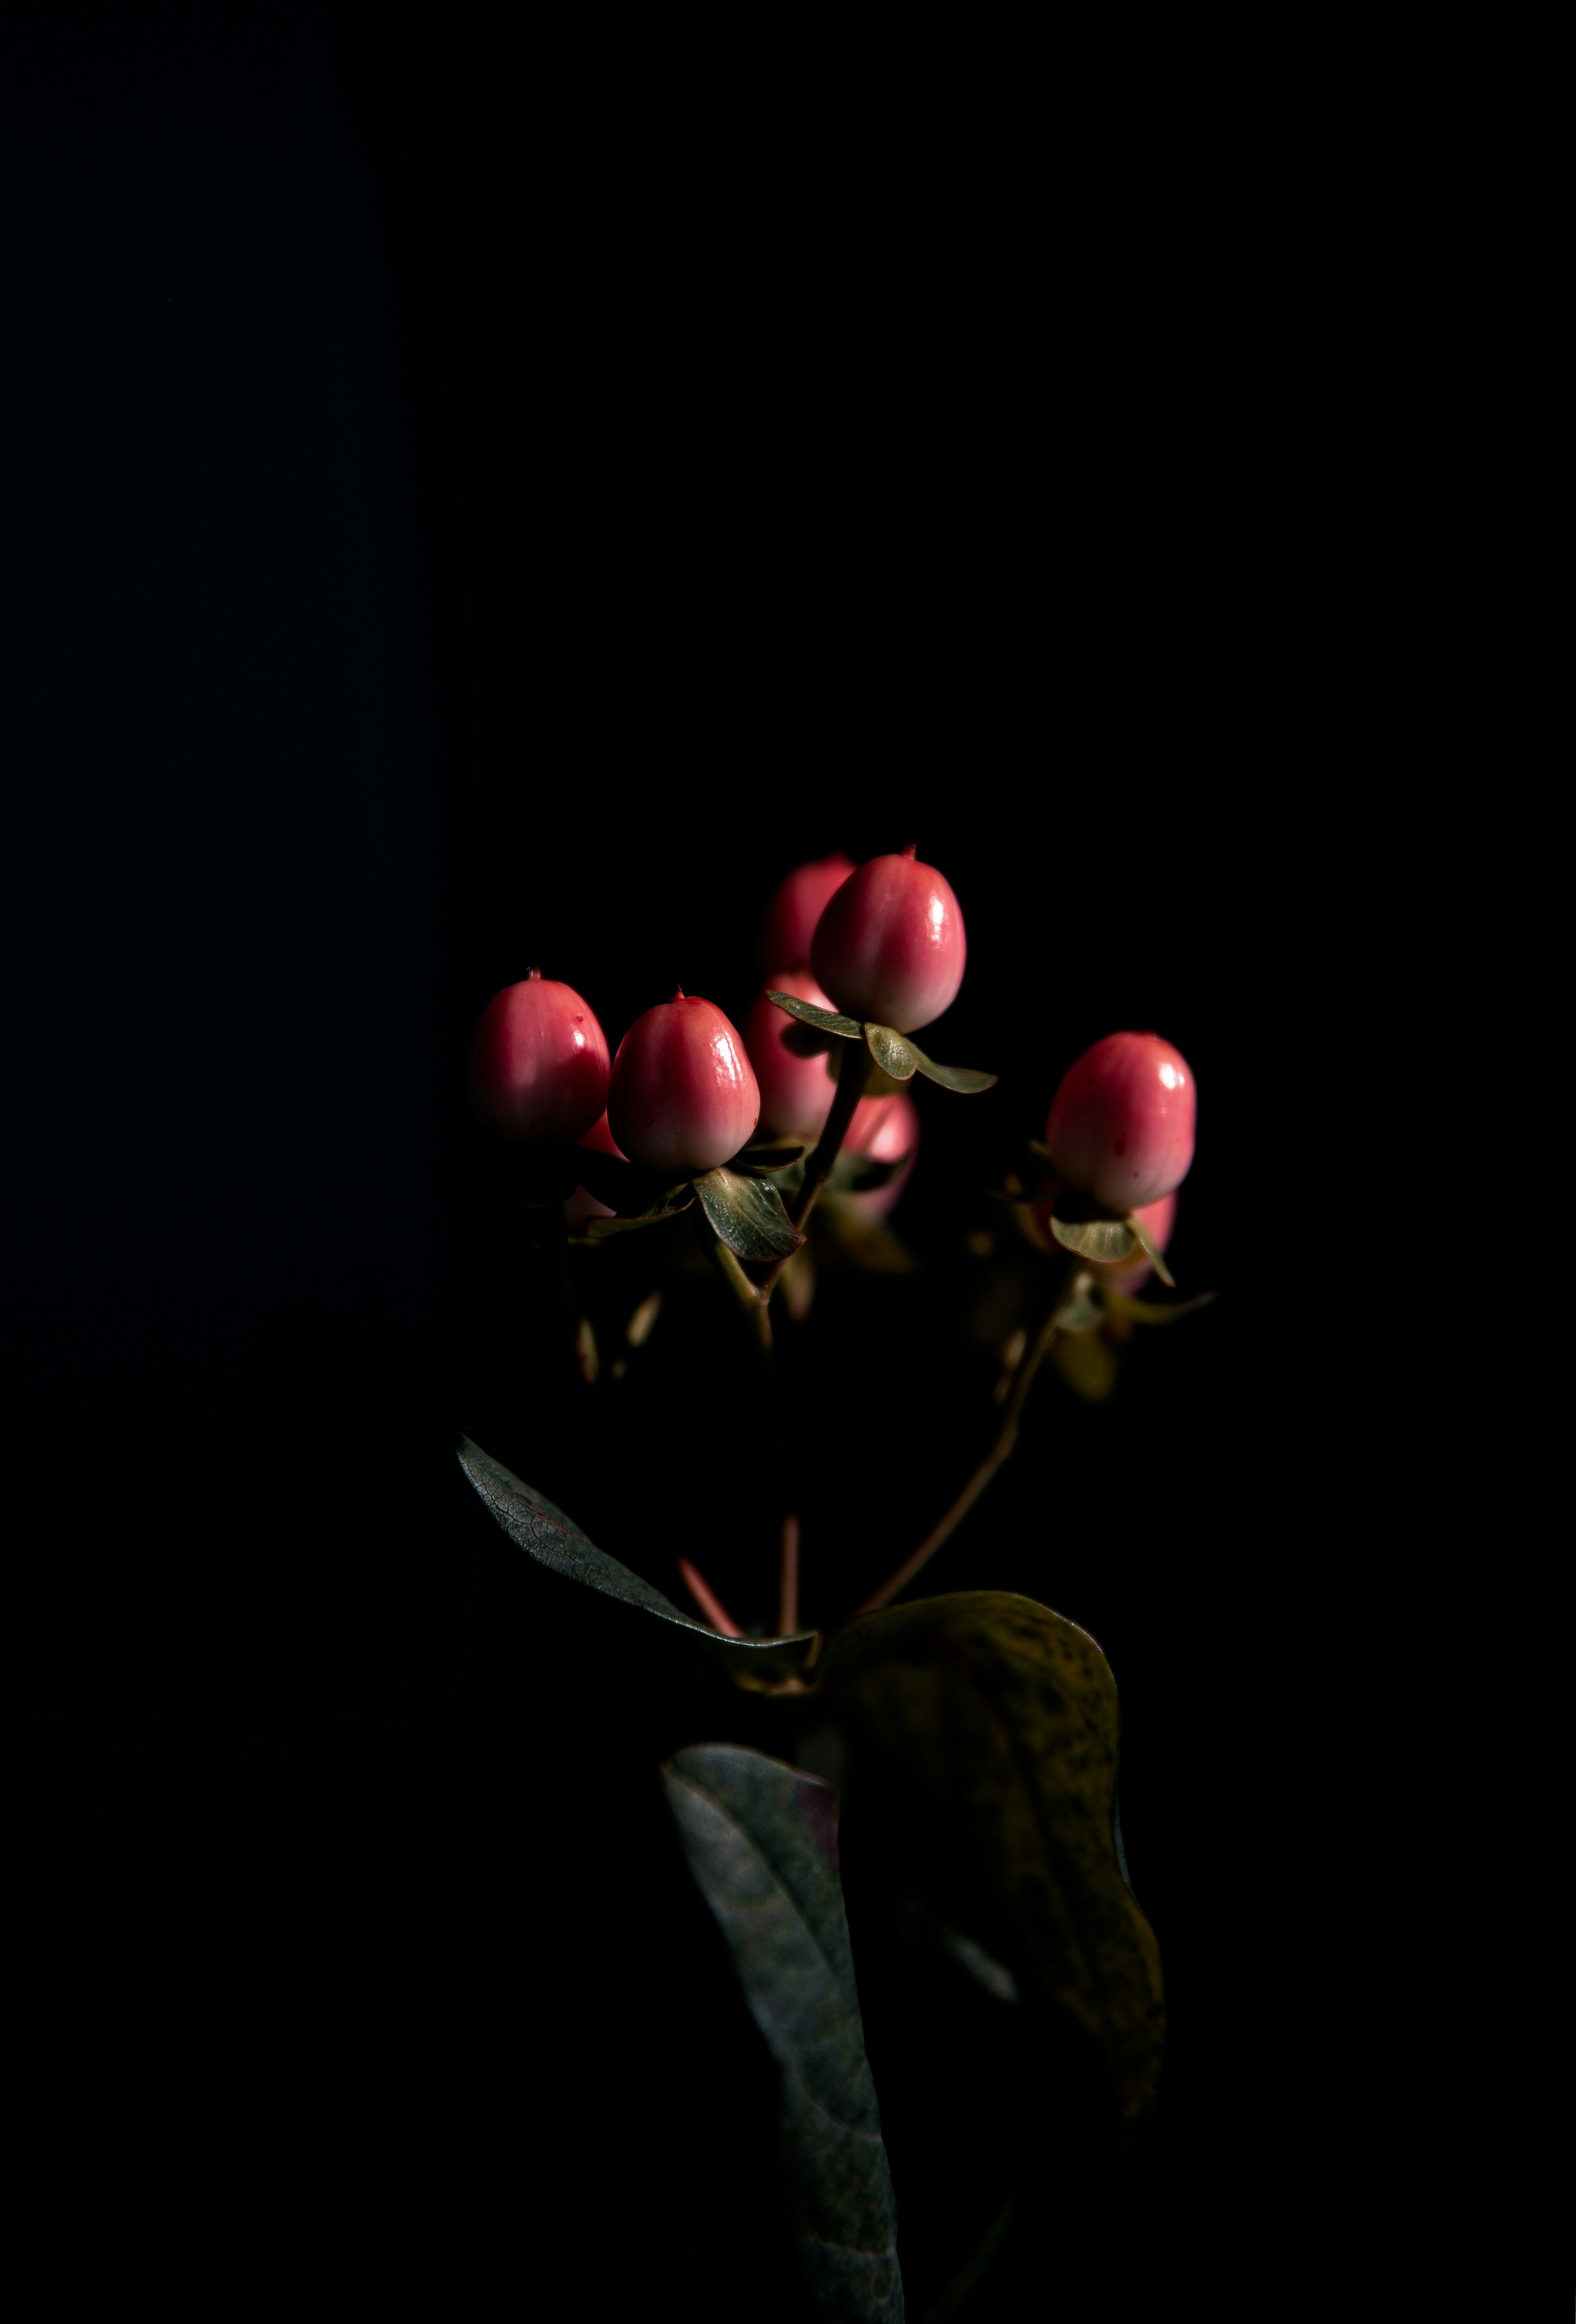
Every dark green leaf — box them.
[1126,1211,1177,1288]
[819,1591,1164,2141]
[663,1745,904,2323]
[582,1202,691,1240]
[905,1044,997,1095]
[694,1165,805,1261]
[1102,1288,1217,1326]
[457,1440,817,1677]
[1050,1213,1137,1265]
[862,1023,920,1082]
[768,990,864,1041]
[1050,1328,1119,1401]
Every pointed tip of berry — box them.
[526,966,542,980]
[901,841,917,859]
[671,986,685,1001]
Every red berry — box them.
[607,992,761,1175]
[844,1091,920,1219]
[564,1111,627,1230]
[810,846,966,1033]
[743,969,841,1143]
[469,971,611,1143]
[1044,1032,1196,1210]
[758,853,856,973]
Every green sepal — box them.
[457,1439,818,1678]
[1126,1211,1177,1288]
[661,1746,904,2320]
[766,989,864,1041]
[864,1021,998,1095]
[693,1165,804,1261]
[1103,1288,1216,1326]
[726,1141,805,1177]
[582,1198,693,1240]
[1050,1213,1138,1265]
[1051,1278,1105,1334]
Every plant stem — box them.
[777,1511,800,1636]
[694,1206,774,1356]
[757,1040,873,1304]
[678,1556,744,1636]
[850,1256,1080,1615]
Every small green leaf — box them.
[1050,1214,1137,1265]
[1051,1280,1105,1335]
[819,1591,1164,2141]
[768,990,864,1040]
[1051,1327,1119,1400]
[583,1203,691,1240]
[905,1044,997,1095]
[457,1440,817,1677]
[663,1745,904,2323]
[1125,1212,1177,1288]
[863,1023,921,1082]
[1103,1288,1217,1326]
[694,1166,805,1261]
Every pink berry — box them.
[758,852,856,973]
[1044,1031,1196,1210]
[810,846,966,1033]
[844,1091,920,1219]
[564,1111,627,1230]
[469,971,611,1143]
[607,991,761,1175]
[743,969,841,1143]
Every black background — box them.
[4,5,1389,2314]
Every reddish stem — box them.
[678,1556,744,1637]
[778,1512,800,1637]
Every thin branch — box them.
[678,1556,744,1637]
[694,1208,774,1355]
[757,1041,873,1303]
[850,1258,1081,1616]
[777,1511,800,1637]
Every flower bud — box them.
[469,971,611,1144]
[1044,1031,1196,1210]
[758,853,856,974]
[608,992,760,1175]
[810,846,966,1033]
[564,1111,626,1231]
[743,969,841,1143]
[844,1091,920,1219]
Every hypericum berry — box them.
[607,991,760,1175]
[1093,1190,1177,1293]
[564,1111,627,1231]
[843,1091,920,1219]
[758,852,856,973]
[469,969,611,1143]
[810,845,966,1033]
[1044,1031,1196,1211]
[743,969,841,1143]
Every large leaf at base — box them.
[694,1164,804,1260]
[457,1440,817,1680]
[663,1745,904,2322]
[818,1591,1163,2140]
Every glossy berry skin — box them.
[469,973,610,1144]
[843,1091,919,1219]
[743,969,841,1143]
[758,853,855,974]
[810,849,966,1033]
[1044,1031,1196,1211]
[608,994,760,1175]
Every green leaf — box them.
[1050,1280,1105,1335]
[1050,1213,1137,1265]
[662,1745,905,2323]
[1050,1327,1119,1400]
[862,1023,921,1083]
[1103,1288,1217,1326]
[729,1142,807,1176]
[768,990,865,1041]
[818,1591,1164,2141]
[582,1203,691,1240]
[694,1165,805,1261]
[457,1440,818,1678]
